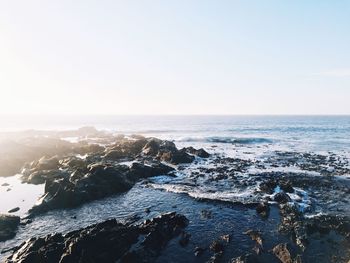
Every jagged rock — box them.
[129,162,174,179]
[272,243,293,263]
[256,202,270,217]
[244,230,263,247]
[5,213,188,263]
[220,234,230,243]
[274,192,291,204]
[259,180,277,194]
[183,146,210,158]
[209,240,224,253]
[158,149,195,165]
[0,214,20,241]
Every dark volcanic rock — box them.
[184,146,210,158]
[158,149,195,164]
[244,229,263,247]
[7,207,20,213]
[259,180,277,194]
[28,160,175,215]
[5,212,188,263]
[0,214,20,242]
[274,192,291,204]
[3,134,203,217]
[209,239,224,253]
[28,164,134,215]
[278,204,307,249]
[142,138,195,164]
[129,162,175,179]
[256,202,270,218]
[104,137,148,160]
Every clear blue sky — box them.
[1,1,349,115]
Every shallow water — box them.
[0,184,286,262]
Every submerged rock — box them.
[7,207,20,213]
[0,214,20,242]
[194,246,206,257]
[244,229,263,247]
[5,212,188,263]
[256,202,270,218]
[272,243,293,263]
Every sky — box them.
[0,0,349,115]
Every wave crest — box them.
[177,136,272,144]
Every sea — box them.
[0,115,349,262]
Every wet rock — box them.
[159,149,195,165]
[209,240,224,253]
[141,138,196,164]
[272,243,293,263]
[259,180,277,194]
[220,234,230,243]
[0,214,20,241]
[306,214,350,238]
[121,212,189,262]
[129,161,174,179]
[184,147,210,158]
[142,139,161,155]
[244,230,263,247]
[20,219,33,226]
[230,253,260,263]
[194,246,205,257]
[8,207,20,213]
[5,212,188,263]
[274,192,291,204]
[104,137,148,160]
[256,202,270,218]
[280,181,294,193]
[207,252,223,263]
[28,164,133,215]
[59,156,87,170]
[278,204,308,250]
[24,169,70,185]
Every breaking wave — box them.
[177,136,273,144]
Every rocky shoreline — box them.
[0,127,349,262]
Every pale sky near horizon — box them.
[0,1,349,115]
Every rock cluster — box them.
[20,136,209,215]
[5,212,188,263]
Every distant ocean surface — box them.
[1,115,349,153]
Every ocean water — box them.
[1,115,350,261]
[1,115,350,152]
